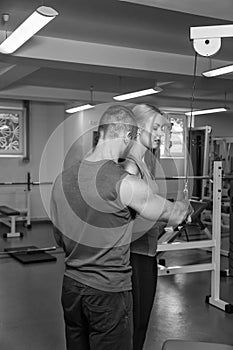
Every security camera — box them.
[190,24,233,57]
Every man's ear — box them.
[124,131,132,144]
[137,128,142,137]
[98,129,104,139]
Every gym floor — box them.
[0,221,233,350]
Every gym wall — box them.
[0,100,65,220]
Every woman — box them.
[122,104,171,350]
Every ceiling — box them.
[0,0,233,112]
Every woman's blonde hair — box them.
[132,104,168,178]
[132,104,164,129]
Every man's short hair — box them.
[98,105,137,139]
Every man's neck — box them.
[85,142,120,163]
[128,142,146,162]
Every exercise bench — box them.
[0,205,23,238]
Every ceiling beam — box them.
[2,34,231,79]
[118,0,233,21]
[0,85,115,103]
[1,85,233,111]
[0,62,40,90]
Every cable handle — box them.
[183,181,189,200]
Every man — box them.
[50,104,189,350]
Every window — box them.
[0,109,26,157]
[160,113,186,158]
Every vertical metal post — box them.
[207,161,233,311]
[26,187,31,227]
[4,215,22,238]
[11,215,16,235]
[210,161,222,301]
[229,179,233,276]
[22,100,30,162]
[26,172,31,227]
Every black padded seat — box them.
[0,205,20,216]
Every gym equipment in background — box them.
[3,246,57,264]
[156,162,233,313]
[0,172,53,237]
[0,206,23,238]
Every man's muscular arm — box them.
[120,174,190,227]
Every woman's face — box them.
[140,113,170,150]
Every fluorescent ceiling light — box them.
[185,107,228,116]
[65,104,94,114]
[202,64,233,77]
[0,6,58,54]
[118,0,158,6]
[113,87,162,101]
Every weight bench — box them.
[0,205,23,238]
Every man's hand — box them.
[167,200,193,227]
[185,201,194,223]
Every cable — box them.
[184,51,198,200]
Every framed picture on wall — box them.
[0,109,27,157]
